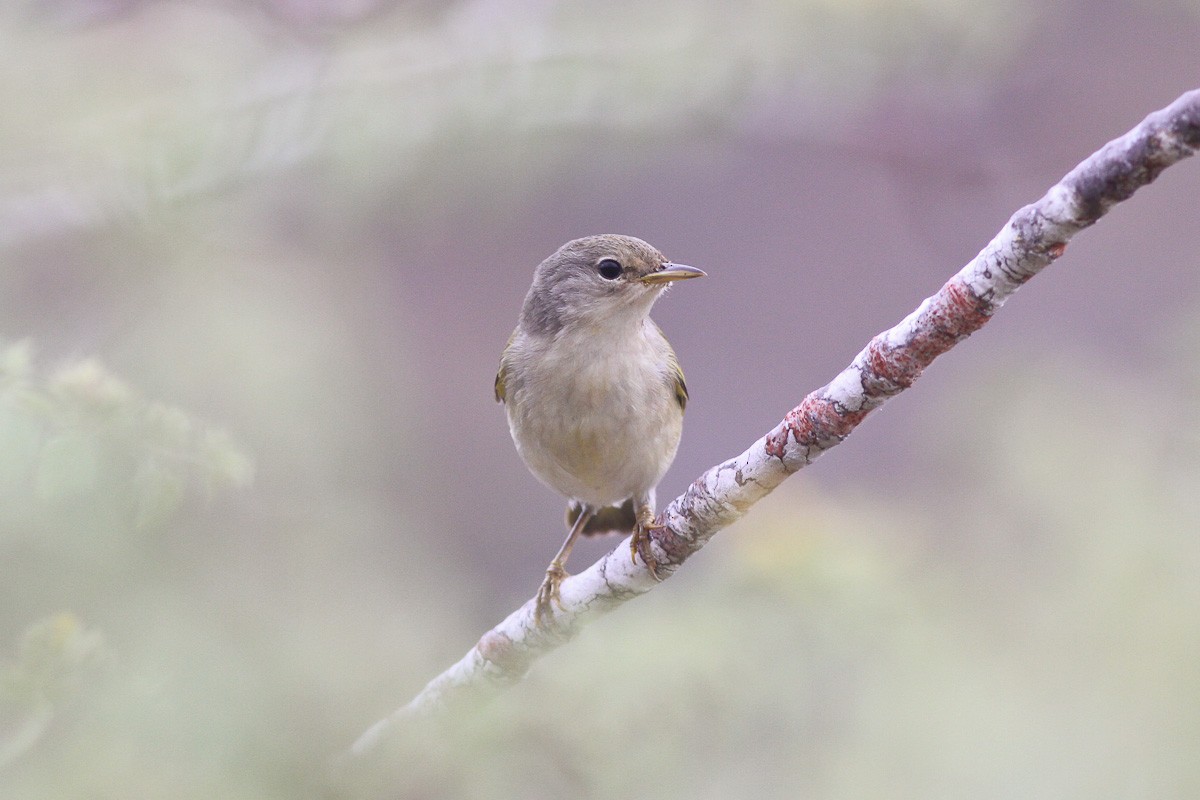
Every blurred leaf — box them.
[0,344,252,537]
[133,459,185,531]
[0,340,33,384]
[34,431,100,501]
[143,402,194,451]
[0,614,109,770]
[0,405,40,490]
[0,703,53,772]
[1,613,109,708]
[198,428,255,491]
[49,359,133,419]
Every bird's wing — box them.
[669,353,689,412]
[494,328,518,403]
[649,319,689,412]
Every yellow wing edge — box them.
[494,328,516,404]
[669,355,688,412]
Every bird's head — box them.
[520,234,704,334]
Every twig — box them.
[349,88,1200,758]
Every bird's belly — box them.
[508,356,682,507]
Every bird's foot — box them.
[630,521,664,581]
[534,563,568,624]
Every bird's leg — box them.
[535,506,594,624]
[630,494,664,581]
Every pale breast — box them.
[505,325,683,507]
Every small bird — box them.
[495,234,704,623]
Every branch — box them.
[348,89,1200,757]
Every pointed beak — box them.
[638,263,706,285]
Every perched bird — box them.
[495,234,704,622]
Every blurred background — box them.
[2,0,1200,797]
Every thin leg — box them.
[535,506,594,624]
[629,493,664,581]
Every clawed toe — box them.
[630,524,663,581]
[534,564,568,624]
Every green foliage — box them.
[0,342,253,541]
[0,341,254,787]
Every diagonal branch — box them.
[349,88,1200,758]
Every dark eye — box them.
[597,259,622,280]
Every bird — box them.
[494,234,704,623]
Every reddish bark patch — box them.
[764,423,790,460]
[866,277,992,391]
[1048,242,1067,259]
[767,278,993,466]
[764,394,870,462]
[649,522,691,564]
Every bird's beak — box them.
[639,263,706,285]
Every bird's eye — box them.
[596,259,622,280]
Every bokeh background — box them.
[2,0,1200,797]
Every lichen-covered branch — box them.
[349,88,1200,758]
